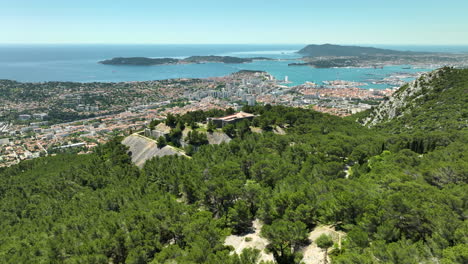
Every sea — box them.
[1,44,468,89]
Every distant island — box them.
[99,55,273,66]
[292,44,468,68]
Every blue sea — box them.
[1,44,467,88]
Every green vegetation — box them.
[186,130,209,146]
[0,69,467,263]
[316,234,334,250]
[100,56,273,66]
[207,120,217,133]
[261,220,308,263]
[297,44,425,57]
[316,234,334,263]
[157,136,167,148]
[367,67,468,133]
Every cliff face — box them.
[362,69,443,127]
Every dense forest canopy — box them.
[0,68,467,264]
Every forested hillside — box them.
[0,70,467,263]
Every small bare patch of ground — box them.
[155,123,171,133]
[207,132,232,145]
[250,127,264,134]
[300,225,345,264]
[273,126,286,135]
[224,219,275,263]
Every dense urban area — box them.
[0,69,418,167]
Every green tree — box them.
[189,121,199,129]
[235,119,251,138]
[237,248,261,264]
[223,124,236,138]
[165,113,178,128]
[228,200,253,235]
[149,119,161,130]
[186,131,208,146]
[207,120,217,133]
[168,126,182,147]
[316,234,334,264]
[261,219,308,264]
[157,136,167,148]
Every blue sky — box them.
[2,0,467,44]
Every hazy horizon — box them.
[2,43,468,47]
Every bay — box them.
[0,44,466,88]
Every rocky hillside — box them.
[362,67,468,132]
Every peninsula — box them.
[99,55,273,66]
[291,44,468,68]
[297,44,425,57]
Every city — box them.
[0,69,423,167]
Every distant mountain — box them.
[362,67,468,132]
[298,44,425,57]
[99,56,272,66]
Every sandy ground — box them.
[225,221,345,264]
[224,219,275,262]
[249,126,286,135]
[300,225,345,264]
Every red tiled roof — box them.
[215,112,254,121]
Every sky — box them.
[2,0,468,45]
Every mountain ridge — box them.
[298,43,429,57]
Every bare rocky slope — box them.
[361,67,468,131]
[362,70,441,127]
[122,134,186,168]
[123,130,231,167]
